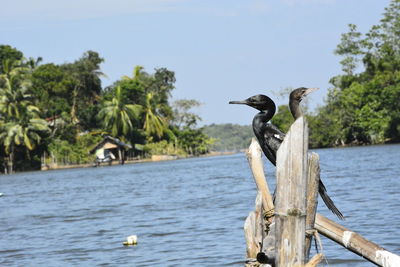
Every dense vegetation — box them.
[0,50,212,173]
[308,0,400,147]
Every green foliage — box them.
[106,66,177,143]
[0,53,213,172]
[144,140,186,156]
[174,127,214,155]
[309,0,400,146]
[48,133,103,165]
[30,63,73,118]
[0,59,50,173]
[170,98,213,155]
[203,123,253,151]
[98,85,141,138]
[0,45,23,74]
[172,99,201,129]
[62,51,104,128]
[142,92,170,140]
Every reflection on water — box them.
[1,144,399,266]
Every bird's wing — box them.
[264,124,285,150]
[260,123,285,166]
[259,140,277,166]
[266,123,286,141]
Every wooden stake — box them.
[275,117,308,266]
[315,213,400,267]
[305,153,320,260]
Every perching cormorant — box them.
[229,88,344,219]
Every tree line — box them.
[0,48,212,173]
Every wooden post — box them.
[246,138,275,222]
[121,149,125,165]
[118,148,122,164]
[244,192,263,260]
[315,213,400,267]
[275,117,308,266]
[244,139,275,265]
[305,153,320,260]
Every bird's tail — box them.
[318,180,344,220]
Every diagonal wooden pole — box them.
[315,213,400,267]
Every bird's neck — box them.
[289,100,302,119]
[252,111,274,139]
[256,110,274,123]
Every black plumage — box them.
[229,88,344,219]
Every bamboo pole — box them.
[315,213,400,267]
[305,153,320,260]
[275,117,308,266]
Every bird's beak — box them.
[303,87,319,96]
[229,100,249,105]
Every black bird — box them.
[229,88,344,219]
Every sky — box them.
[1,0,392,125]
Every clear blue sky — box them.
[1,0,391,125]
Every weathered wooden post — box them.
[244,192,264,261]
[275,117,308,266]
[305,153,320,260]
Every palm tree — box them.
[142,92,171,140]
[98,86,141,138]
[122,65,144,81]
[0,80,37,119]
[0,60,50,173]
[0,118,49,173]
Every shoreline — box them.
[40,151,236,172]
[5,142,399,174]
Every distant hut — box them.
[90,136,132,166]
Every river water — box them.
[1,144,399,266]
